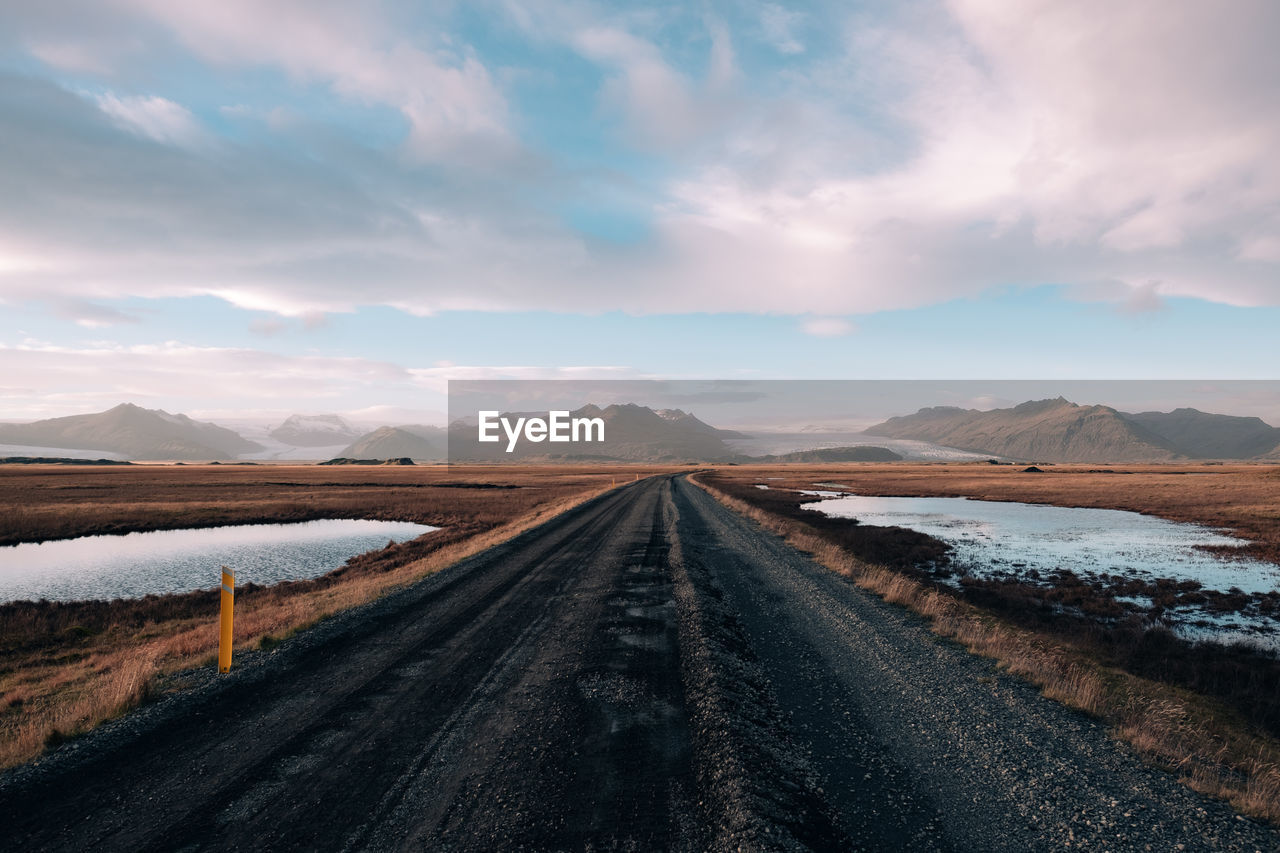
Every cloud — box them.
[1120,282,1166,315]
[0,73,591,317]
[248,318,286,336]
[0,333,643,421]
[643,0,1280,313]
[1239,234,1280,264]
[341,404,447,426]
[5,0,514,162]
[503,3,743,152]
[0,339,424,419]
[800,317,855,337]
[407,364,639,395]
[96,93,207,147]
[0,0,1277,326]
[949,0,1280,250]
[118,0,513,162]
[27,39,117,74]
[573,25,709,149]
[52,299,140,328]
[757,3,805,54]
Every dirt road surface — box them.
[2,475,1276,851]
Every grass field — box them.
[0,463,643,546]
[0,463,669,769]
[696,462,1280,821]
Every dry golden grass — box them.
[0,464,671,770]
[692,470,1280,823]
[0,463,665,546]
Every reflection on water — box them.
[804,493,1280,646]
[0,519,439,603]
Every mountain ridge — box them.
[867,398,1280,461]
[0,403,263,461]
[6,399,1277,464]
[339,426,446,460]
[269,414,362,447]
[1121,408,1280,459]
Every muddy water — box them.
[0,519,439,602]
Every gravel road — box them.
[1,474,1276,851]
[671,477,1278,852]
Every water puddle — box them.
[0,519,439,602]
[803,492,1280,648]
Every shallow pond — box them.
[803,494,1278,592]
[802,492,1280,646]
[0,519,439,603]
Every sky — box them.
[1,0,1278,425]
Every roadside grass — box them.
[692,471,1280,823]
[0,465,655,771]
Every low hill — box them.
[269,414,362,447]
[339,426,446,460]
[0,404,262,460]
[765,446,903,463]
[865,398,1183,462]
[0,457,132,465]
[319,457,416,466]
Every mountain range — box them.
[448,404,745,462]
[0,403,263,461]
[865,398,1280,462]
[269,414,362,447]
[0,403,749,462]
[2,398,1278,463]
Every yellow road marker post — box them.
[218,567,235,673]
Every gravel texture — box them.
[673,476,1279,852]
